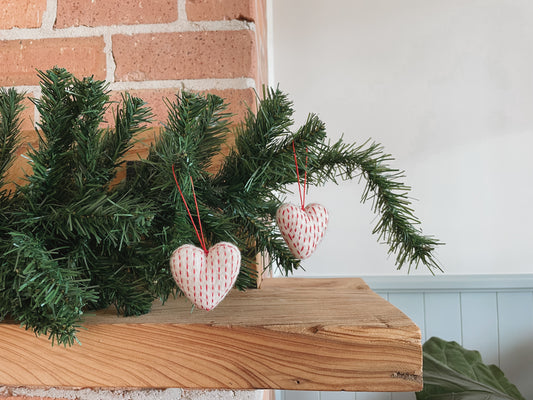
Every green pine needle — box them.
[0,87,25,191]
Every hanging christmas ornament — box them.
[276,203,328,260]
[169,165,241,310]
[170,242,240,311]
[276,142,329,259]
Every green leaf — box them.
[417,337,525,400]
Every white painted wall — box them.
[271,0,533,276]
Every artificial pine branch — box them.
[0,88,25,191]
[128,91,257,299]
[100,93,152,177]
[308,139,443,272]
[215,87,442,274]
[6,231,95,346]
[0,87,26,329]
[1,70,442,346]
[2,68,155,344]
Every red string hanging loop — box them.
[172,164,208,253]
[292,141,308,210]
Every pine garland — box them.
[0,69,442,345]
[1,69,154,345]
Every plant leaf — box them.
[416,337,525,400]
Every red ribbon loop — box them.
[292,141,308,210]
[172,164,208,253]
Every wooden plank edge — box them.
[0,323,422,391]
[0,278,422,392]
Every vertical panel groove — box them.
[496,291,501,367]
[422,292,427,342]
[459,292,463,346]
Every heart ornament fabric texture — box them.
[276,203,329,259]
[170,242,241,311]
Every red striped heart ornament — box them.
[275,203,329,260]
[170,242,241,311]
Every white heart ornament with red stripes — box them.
[169,242,241,311]
[276,203,329,259]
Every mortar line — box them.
[9,78,256,95]
[0,19,255,41]
[109,78,257,91]
[177,0,188,22]
[103,33,115,83]
[41,0,58,31]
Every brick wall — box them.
[0,0,267,181]
[0,1,267,399]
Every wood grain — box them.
[0,278,422,392]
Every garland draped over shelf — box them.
[0,68,442,345]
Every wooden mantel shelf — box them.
[0,278,422,392]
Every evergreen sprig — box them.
[1,68,155,345]
[129,91,258,299]
[0,88,24,191]
[0,88,27,334]
[0,70,442,345]
[215,87,442,274]
[310,138,442,272]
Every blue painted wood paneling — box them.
[320,391,356,400]
[387,293,425,342]
[281,391,319,400]
[389,393,414,400]
[423,292,462,343]
[354,392,391,400]
[460,292,499,365]
[497,292,533,398]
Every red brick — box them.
[55,0,178,28]
[254,0,268,88]
[0,0,47,29]
[20,95,36,132]
[124,88,255,123]
[206,87,257,119]
[0,37,106,87]
[186,0,255,22]
[113,31,257,82]
[104,88,256,171]
[107,88,255,126]
[105,87,255,130]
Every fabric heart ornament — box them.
[170,242,241,311]
[276,203,329,259]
